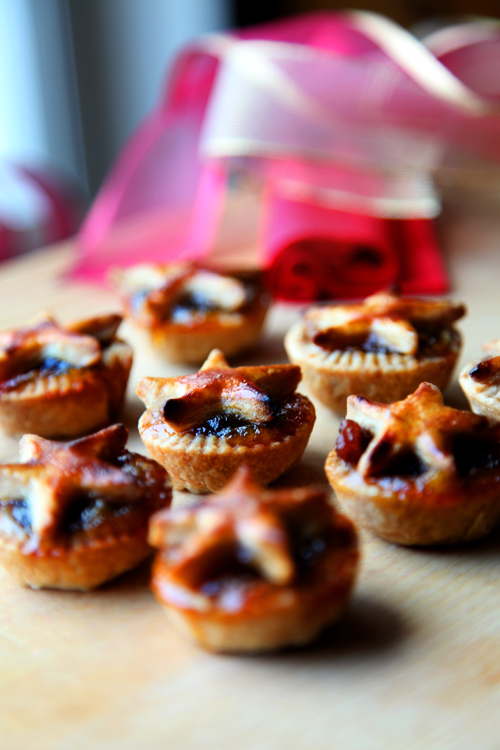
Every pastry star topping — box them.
[0,314,124,385]
[113,262,248,323]
[0,316,101,383]
[137,349,301,433]
[345,382,488,479]
[0,424,143,545]
[149,465,332,591]
[308,291,465,355]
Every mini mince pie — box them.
[284,291,465,415]
[148,466,359,653]
[113,262,270,364]
[325,382,500,546]
[0,313,132,438]
[459,340,500,421]
[136,349,316,494]
[0,424,171,590]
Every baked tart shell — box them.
[135,305,269,365]
[0,530,152,591]
[151,515,358,653]
[326,448,500,545]
[138,395,316,494]
[0,341,132,438]
[285,321,461,415]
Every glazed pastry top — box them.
[304,291,465,355]
[137,349,305,440]
[114,262,265,327]
[0,424,170,549]
[149,465,355,611]
[336,382,500,489]
[0,313,125,390]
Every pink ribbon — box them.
[261,192,448,301]
[73,12,500,298]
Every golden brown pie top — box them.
[304,291,465,355]
[336,382,500,489]
[149,465,353,610]
[113,262,265,327]
[0,424,170,551]
[0,313,124,390]
[137,349,305,440]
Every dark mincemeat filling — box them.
[188,398,304,444]
[452,434,500,478]
[336,419,372,465]
[170,288,255,323]
[337,420,500,480]
[0,337,112,391]
[170,291,223,323]
[135,280,259,323]
[38,356,74,377]
[10,499,30,531]
[0,357,75,391]
[314,322,451,356]
[191,412,270,441]
[195,528,334,599]
[4,496,134,538]
[197,544,261,598]
[365,438,427,478]
[61,496,134,534]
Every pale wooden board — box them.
[1,199,500,749]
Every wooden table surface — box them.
[1,197,500,750]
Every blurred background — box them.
[0,0,499,256]
[3,0,500,198]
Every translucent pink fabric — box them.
[73,12,500,297]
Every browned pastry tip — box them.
[460,340,500,421]
[113,262,271,364]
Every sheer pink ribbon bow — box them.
[73,11,500,299]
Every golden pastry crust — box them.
[137,349,316,493]
[285,291,465,415]
[459,340,500,420]
[0,314,132,438]
[149,466,359,653]
[325,382,500,545]
[0,424,171,590]
[113,262,270,364]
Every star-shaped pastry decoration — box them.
[307,291,465,355]
[149,465,333,592]
[0,314,123,386]
[137,349,301,433]
[0,424,144,546]
[344,382,490,480]
[113,262,248,324]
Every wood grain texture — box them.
[1,196,500,749]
